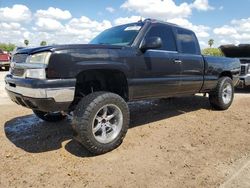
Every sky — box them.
[0,0,250,48]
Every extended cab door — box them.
[174,28,204,94]
[133,24,182,99]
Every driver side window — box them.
[145,25,177,52]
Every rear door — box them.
[175,28,204,94]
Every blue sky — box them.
[1,0,250,48]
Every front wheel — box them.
[33,110,67,122]
[72,92,129,155]
[209,77,234,110]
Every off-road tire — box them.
[209,77,234,110]
[33,110,66,122]
[72,92,129,155]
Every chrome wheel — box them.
[92,104,123,144]
[222,83,232,104]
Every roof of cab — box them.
[142,18,193,32]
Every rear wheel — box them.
[72,92,129,155]
[209,77,234,110]
[33,110,66,122]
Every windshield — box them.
[90,22,144,46]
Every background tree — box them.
[208,39,214,48]
[40,41,47,46]
[0,43,15,52]
[24,39,29,47]
[202,48,224,56]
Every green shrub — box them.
[0,43,16,52]
[202,48,224,56]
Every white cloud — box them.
[0,11,113,46]
[0,4,31,22]
[64,16,112,43]
[114,16,143,25]
[67,16,112,32]
[191,0,214,11]
[0,20,28,45]
[121,0,192,19]
[0,2,236,48]
[168,18,210,38]
[121,0,214,20]
[213,26,237,35]
[219,6,224,10]
[35,18,64,31]
[35,7,72,20]
[231,18,250,32]
[213,17,250,45]
[199,40,207,48]
[0,22,21,30]
[106,7,115,13]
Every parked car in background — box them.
[220,44,250,88]
[0,49,10,71]
[5,19,240,154]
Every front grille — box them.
[240,59,250,76]
[240,65,246,75]
[11,53,28,77]
[11,68,25,77]
[12,53,28,63]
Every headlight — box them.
[26,69,46,79]
[24,52,51,79]
[26,52,51,64]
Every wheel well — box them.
[73,69,128,105]
[219,71,232,79]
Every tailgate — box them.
[0,54,10,61]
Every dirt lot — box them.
[1,71,250,188]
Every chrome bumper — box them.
[0,61,10,66]
[239,74,250,87]
[5,84,75,102]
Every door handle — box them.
[174,59,182,64]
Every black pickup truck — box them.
[5,19,240,154]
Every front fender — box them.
[74,61,130,78]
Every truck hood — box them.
[17,44,125,55]
[220,44,250,58]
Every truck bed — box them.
[201,55,241,91]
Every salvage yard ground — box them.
[0,71,250,188]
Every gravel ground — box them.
[1,71,250,188]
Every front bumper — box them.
[238,74,250,87]
[5,74,76,112]
[0,61,10,66]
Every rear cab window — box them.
[175,28,201,55]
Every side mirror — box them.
[140,37,162,52]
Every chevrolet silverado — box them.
[5,19,241,154]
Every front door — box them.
[132,24,182,99]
